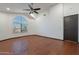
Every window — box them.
[13,16,28,33]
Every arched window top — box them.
[13,16,28,25]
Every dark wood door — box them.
[64,14,78,42]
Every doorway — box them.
[64,14,78,42]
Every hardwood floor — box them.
[0,35,79,55]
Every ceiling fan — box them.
[23,3,41,14]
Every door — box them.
[64,14,78,42]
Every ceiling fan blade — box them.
[29,12,31,14]
[23,9,30,11]
[34,11,39,14]
[29,11,33,14]
[33,8,41,10]
[28,4,33,10]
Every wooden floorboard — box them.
[0,35,79,55]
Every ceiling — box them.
[0,3,56,14]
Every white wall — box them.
[0,12,37,40]
[35,4,63,40]
[35,3,79,41]
[64,3,78,16]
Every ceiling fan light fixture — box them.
[30,13,35,18]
